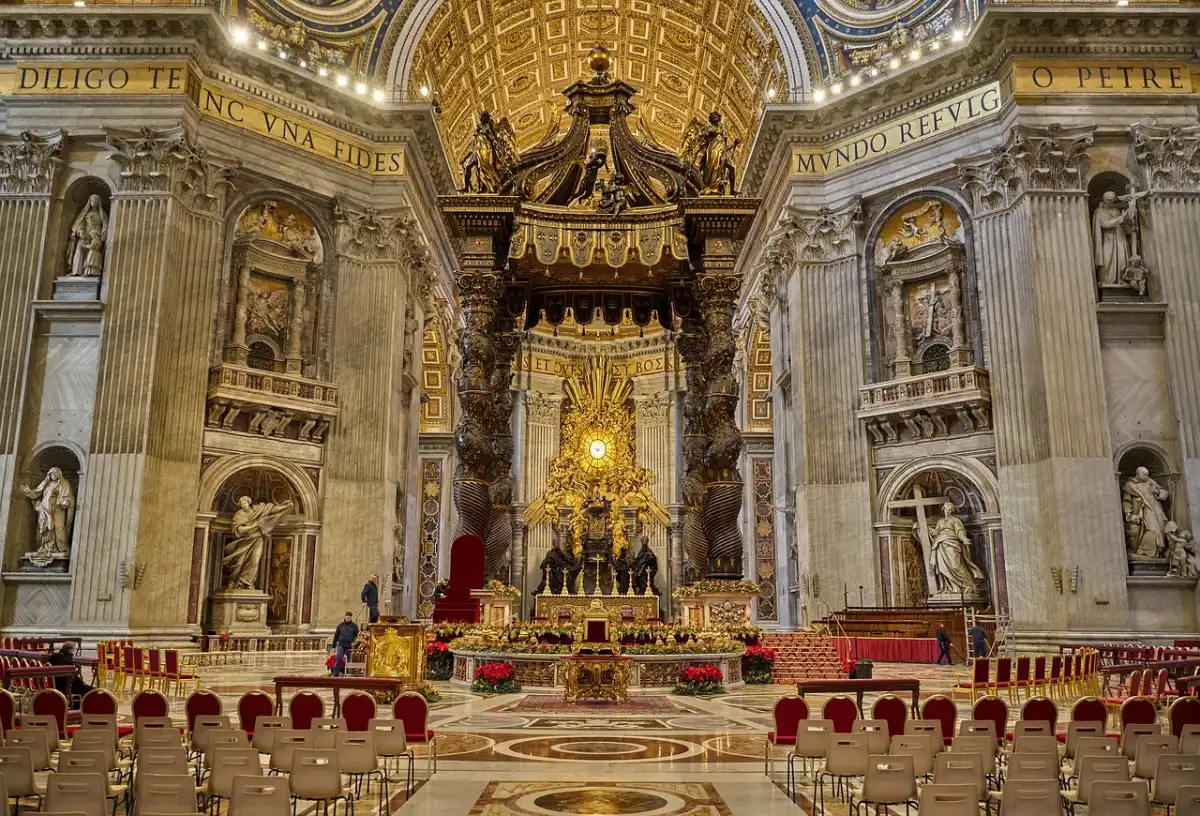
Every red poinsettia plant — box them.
[425,639,452,681]
[471,661,520,694]
[743,645,776,684]
[674,663,725,696]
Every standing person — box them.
[935,623,953,664]
[47,642,93,700]
[361,574,380,623]
[969,622,987,658]
[331,612,359,677]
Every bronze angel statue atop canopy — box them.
[681,111,742,196]
[460,110,519,194]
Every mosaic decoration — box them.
[468,781,734,815]
[417,458,443,618]
[752,458,777,621]
[419,322,450,432]
[745,325,773,433]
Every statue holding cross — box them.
[889,483,986,603]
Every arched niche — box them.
[51,176,113,298]
[867,194,981,382]
[195,455,321,632]
[8,443,85,571]
[1088,171,1150,300]
[1116,443,1178,565]
[874,457,1004,612]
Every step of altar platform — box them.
[758,632,847,684]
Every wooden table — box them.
[796,678,922,717]
[272,675,410,715]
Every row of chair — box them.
[953,651,1102,704]
[97,644,199,698]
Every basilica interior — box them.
[2,0,1200,812]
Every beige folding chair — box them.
[906,719,946,754]
[1006,752,1062,783]
[44,771,107,816]
[288,749,354,814]
[0,747,45,808]
[135,747,193,792]
[852,753,917,815]
[890,735,935,778]
[1063,754,1132,815]
[57,748,130,813]
[950,735,997,784]
[814,735,869,812]
[932,751,986,801]
[1181,726,1200,756]
[198,747,261,813]
[1013,735,1059,756]
[1121,723,1162,761]
[250,716,290,756]
[1151,754,1200,810]
[1177,784,1200,816]
[1065,721,1106,762]
[1087,780,1151,816]
[996,779,1064,816]
[336,731,389,812]
[1011,720,1053,739]
[958,720,997,738]
[188,716,230,757]
[368,719,413,795]
[1133,735,1179,782]
[267,730,311,775]
[133,772,199,815]
[7,729,52,771]
[1065,736,1120,778]
[228,774,290,816]
[917,783,980,816]
[310,718,346,750]
[70,727,131,781]
[853,719,891,755]
[18,714,61,755]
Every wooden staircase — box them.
[759,632,847,684]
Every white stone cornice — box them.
[0,129,63,196]
[1133,124,1200,193]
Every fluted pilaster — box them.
[635,392,672,591]
[521,392,561,593]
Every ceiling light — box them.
[373,88,385,102]
[232,26,248,44]
[766,87,777,100]
[849,74,861,87]
[813,88,826,102]
[336,74,348,87]
[909,48,921,60]
[1116,0,1128,5]
[73,1,85,6]
[354,81,367,95]
[256,40,268,51]
[318,67,329,77]
[889,57,901,69]
[419,84,431,98]
[831,82,843,94]
[868,67,880,77]
[930,41,941,51]
[951,28,965,42]
[299,60,307,68]
[278,50,287,60]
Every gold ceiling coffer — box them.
[438,46,760,581]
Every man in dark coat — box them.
[935,623,953,664]
[361,574,380,623]
[969,623,988,658]
[48,641,93,700]
[331,612,359,676]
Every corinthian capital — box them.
[333,199,413,261]
[782,197,862,263]
[957,145,1023,214]
[0,130,64,196]
[1133,124,1200,193]
[174,137,237,215]
[104,125,191,193]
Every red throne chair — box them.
[432,534,486,623]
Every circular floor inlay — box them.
[550,741,645,756]
[532,788,669,813]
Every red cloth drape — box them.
[833,636,939,663]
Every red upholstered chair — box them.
[953,658,991,704]
[31,688,70,739]
[972,696,1008,746]
[766,695,808,776]
[1170,697,1200,738]
[288,691,325,731]
[237,690,274,737]
[1014,656,1032,702]
[1049,655,1064,697]
[342,691,376,733]
[992,657,1016,703]
[1072,697,1110,727]
[1033,656,1048,697]
[432,534,486,623]
[872,695,907,741]
[131,689,170,722]
[163,649,199,697]
[1021,696,1058,732]
[80,688,118,716]
[822,695,858,734]
[184,689,222,736]
[1063,654,1076,698]
[394,691,437,774]
[922,694,958,746]
[1120,697,1159,730]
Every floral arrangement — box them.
[471,661,521,694]
[673,664,725,696]
[673,580,761,598]
[425,640,453,681]
[415,683,442,704]
[483,579,521,598]
[743,644,776,684]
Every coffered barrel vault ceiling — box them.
[408,0,786,159]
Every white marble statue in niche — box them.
[66,194,108,278]
[1165,522,1197,579]
[1092,187,1149,293]
[1123,466,1170,557]
[21,468,75,567]
[221,495,294,589]
[925,501,986,600]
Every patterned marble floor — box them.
[128,654,981,815]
